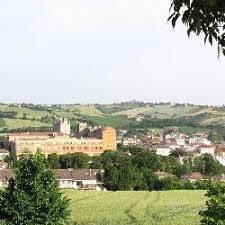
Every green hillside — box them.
[1,102,225,135]
[66,190,206,225]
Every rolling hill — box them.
[1,102,225,136]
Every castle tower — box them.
[54,118,71,135]
[102,127,117,151]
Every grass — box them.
[65,190,206,225]
[0,118,50,131]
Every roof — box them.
[182,172,203,180]
[54,169,104,181]
[154,171,175,178]
[8,132,56,136]
[0,169,104,182]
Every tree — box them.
[200,182,225,224]
[0,153,70,225]
[208,131,223,144]
[59,153,91,169]
[169,0,225,56]
[101,151,140,191]
[194,154,223,176]
[4,152,17,167]
[47,153,60,169]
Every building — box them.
[154,171,175,180]
[55,169,104,190]
[197,145,216,156]
[53,118,71,135]
[0,149,9,160]
[182,172,204,183]
[8,126,117,157]
[0,169,104,190]
[156,146,172,156]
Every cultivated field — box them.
[66,190,206,225]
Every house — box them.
[156,146,172,156]
[197,145,216,156]
[0,169,105,190]
[182,172,204,183]
[0,149,9,160]
[215,147,225,166]
[154,171,175,180]
[54,169,104,191]
[189,137,211,146]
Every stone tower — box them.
[54,118,71,135]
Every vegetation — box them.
[45,147,225,192]
[0,153,70,225]
[1,102,225,138]
[169,0,225,56]
[66,190,206,225]
[47,153,91,169]
[200,182,225,225]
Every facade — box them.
[53,118,71,135]
[156,147,172,156]
[55,169,104,190]
[0,169,104,190]
[198,145,216,156]
[8,127,116,157]
[0,149,9,160]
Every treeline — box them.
[101,147,224,191]
[46,153,91,169]
[33,146,225,191]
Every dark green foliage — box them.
[47,152,91,169]
[4,152,17,167]
[208,131,223,144]
[0,112,17,119]
[160,176,183,190]
[193,154,223,176]
[169,0,225,56]
[101,151,140,191]
[0,153,70,225]
[200,182,225,224]
[101,147,225,191]
[47,153,61,169]
[59,153,91,169]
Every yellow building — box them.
[8,127,117,157]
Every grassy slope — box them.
[1,103,225,131]
[66,190,206,225]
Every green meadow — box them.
[66,190,206,225]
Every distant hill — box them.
[1,102,225,136]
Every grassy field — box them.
[65,190,206,225]
[1,102,225,132]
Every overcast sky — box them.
[0,0,224,105]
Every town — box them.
[1,116,225,191]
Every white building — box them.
[54,169,104,191]
[0,169,104,191]
[0,149,9,160]
[156,147,172,156]
[198,145,216,156]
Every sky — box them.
[0,0,224,105]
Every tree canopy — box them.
[169,0,225,56]
[0,153,70,225]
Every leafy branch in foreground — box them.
[168,0,225,56]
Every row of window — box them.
[62,146,102,151]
